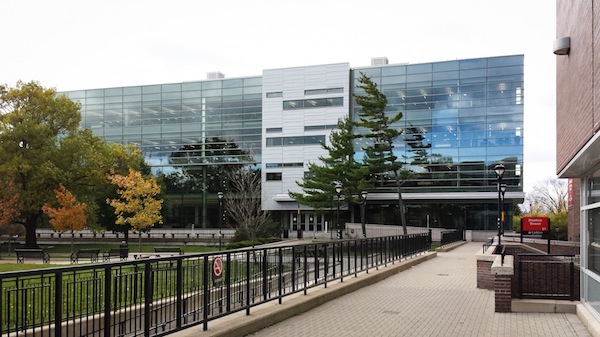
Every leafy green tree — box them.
[56,128,148,230]
[0,81,82,247]
[354,73,409,234]
[549,211,568,240]
[290,116,366,210]
[0,81,146,246]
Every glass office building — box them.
[350,55,524,230]
[64,76,263,228]
[63,55,524,231]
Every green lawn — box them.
[0,263,68,273]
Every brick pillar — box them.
[477,260,494,289]
[494,274,512,312]
[491,254,514,313]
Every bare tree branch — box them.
[224,168,270,244]
[526,178,568,214]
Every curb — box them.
[436,240,467,252]
[511,299,578,313]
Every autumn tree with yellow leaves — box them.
[107,168,163,251]
[42,183,87,252]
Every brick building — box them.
[555,0,600,322]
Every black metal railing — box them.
[517,254,577,300]
[0,232,431,337]
[440,229,464,247]
[482,237,494,253]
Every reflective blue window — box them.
[352,55,524,194]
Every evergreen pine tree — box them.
[354,72,408,234]
[290,116,365,213]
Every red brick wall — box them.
[477,260,494,290]
[556,0,596,173]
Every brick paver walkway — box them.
[249,242,590,337]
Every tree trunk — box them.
[395,174,407,235]
[24,215,39,248]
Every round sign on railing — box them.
[213,256,223,279]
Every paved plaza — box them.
[247,242,590,337]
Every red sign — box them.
[213,256,223,279]
[522,216,549,232]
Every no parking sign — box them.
[212,256,223,286]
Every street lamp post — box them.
[335,183,342,239]
[360,191,368,238]
[494,164,505,246]
[218,191,223,250]
[500,183,507,236]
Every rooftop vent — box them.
[371,57,389,66]
[207,71,225,79]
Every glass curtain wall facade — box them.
[64,77,262,229]
[62,55,524,231]
[351,55,524,230]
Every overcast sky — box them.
[2,0,556,193]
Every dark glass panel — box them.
[381,66,406,76]
[433,61,459,72]
[487,65,523,76]
[488,55,523,67]
[283,100,302,110]
[459,58,487,70]
[182,82,203,91]
[407,63,432,74]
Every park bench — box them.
[294,245,326,264]
[70,249,100,263]
[154,247,183,257]
[103,248,128,262]
[15,248,50,264]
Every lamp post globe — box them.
[494,164,505,178]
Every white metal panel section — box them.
[262,63,350,211]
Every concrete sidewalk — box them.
[247,242,590,337]
[172,242,592,337]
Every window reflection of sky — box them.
[352,57,523,191]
